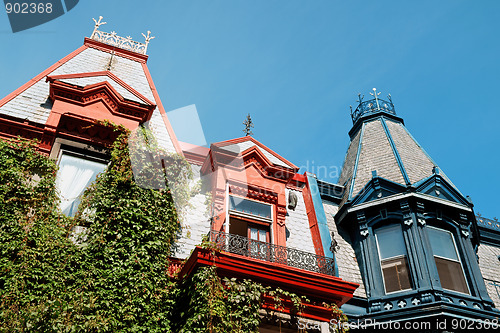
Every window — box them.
[228,216,270,242]
[227,195,273,259]
[375,224,412,293]
[427,227,469,294]
[229,195,272,221]
[56,151,107,216]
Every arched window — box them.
[427,226,469,294]
[375,224,412,293]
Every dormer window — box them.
[375,224,412,293]
[427,227,469,294]
[56,149,107,217]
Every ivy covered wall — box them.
[0,129,346,332]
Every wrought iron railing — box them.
[209,230,336,276]
[476,215,500,231]
[351,97,396,123]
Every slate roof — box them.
[57,76,144,104]
[323,201,366,298]
[338,116,458,205]
[0,44,177,153]
[285,188,316,254]
[213,136,297,169]
[477,243,500,309]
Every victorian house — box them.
[0,21,499,332]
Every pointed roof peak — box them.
[89,16,154,55]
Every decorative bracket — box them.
[416,201,426,226]
[357,211,369,237]
[400,200,413,227]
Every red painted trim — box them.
[141,62,184,156]
[261,295,335,322]
[48,80,155,123]
[0,45,88,109]
[178,247,358,314]
[212,136,298,170]
[83,37,149,63]
[302,173,326,257]
[0,115,44,143]
[47,71,155,106]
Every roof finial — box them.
[357,93,364,105]
[370,88,381,110]
[91,16,106,39]
[142,31,155,54]
[243,114,254,136]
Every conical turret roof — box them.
[338,90,460,206]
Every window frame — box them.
[228,194,273,223]
[375,224,412,295]
[427,226,470,295]
[53,139,109,217]
[227,194,274,244]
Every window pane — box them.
[259,229,266,242]
[435,257,469,294]
[229,195,272,219]
[427,228,459,261]
[250,227,258,240]
[376,225,407,259]
[381,256,412,293]
[56,153,107,217]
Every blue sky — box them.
[1,0,499,219]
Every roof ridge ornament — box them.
[370,88,381,110]
[89,16,153,55]
[350,88,396,124]
[91,16,106,39]
[142,31,155,54]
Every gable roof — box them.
[212,136,298,170]
[47,71,155,105]
[0,38,181,154]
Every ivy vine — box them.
[0,128,348,332]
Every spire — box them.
[243,114,254,136]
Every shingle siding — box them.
[477,243,500,309]
[323,201,366,298]
[171,165,211,259]
[284,188,316,254]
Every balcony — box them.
[210,230,336,276]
